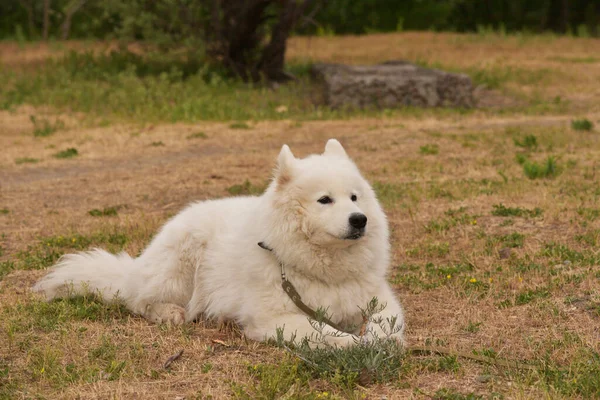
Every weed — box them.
[419,144,439,155]
[187,131,207,139]
[274,298,405,388]
[53,148,78,159]
[522,156,560,179]
[571,119,593,131]
[0,209,8,215]
[150,141,164,147]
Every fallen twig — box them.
[163,349,184,369]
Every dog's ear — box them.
[324,139,348,158]
[275,144,295,187]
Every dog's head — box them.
[271,139,386,248]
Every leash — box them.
[257,241,353,334]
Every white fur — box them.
[33,139,404,346]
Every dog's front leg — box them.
[245,313,359,348]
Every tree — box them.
[208,0,319,82]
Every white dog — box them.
[33,139,404,346]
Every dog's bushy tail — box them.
[32,249,135,303]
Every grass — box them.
[3,32,600,399]
[30,115,65,137]
[15,157,39,164]
[419,144,439,155]
[88,206,120,217]
[571,118,593,131]
[226,180,266,196]
[522,156,560,179]
[513,134,538,150]
[53,147,78,159]
[187,131,207,139]
[491,203,543,218]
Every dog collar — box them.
[257,241,352,334]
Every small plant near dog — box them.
[53,148,79,159]
[30,115,65,137]
[522,156,560,179]
[571,118,593,131]
[187,131,207,139]
[150,141,165,147]
[0,209,8,215]
[274,298,405,388]
[513,134,538,150]
[15,157,39,164]
[419,144,439,155]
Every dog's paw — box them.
[146,303,186,325]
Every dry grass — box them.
[2,33,600,399]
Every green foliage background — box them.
[1,0,599,40]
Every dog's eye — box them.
[318,196,333,204]
[351,194,357,202]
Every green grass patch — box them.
[53,148,78,159]
[187,131,207,139]
[419,144,439,155]
[0,208,8,215]
[1,231,130,280]
[0,51,474,123]
[229,121,251,129]
[226,180,266,196]
[522,156,560,179]
[541,242,600,266]
[150,141,164,147]
[571,118,593,131]
[15,157,39,164]
[88,206,120,217]
[5,296,129,333]
[432,388,483,400]
[492,203,542,217]
[513,134,538,150]
[30,115,65,137]
[539,350,600,398]
[425,207,477,233]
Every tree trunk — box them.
[43,0,51,40]
[60,0,87,40]
[259,0,317,82]
[18,0,36,39]
[208,0,320,82]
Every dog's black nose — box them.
[349,213,367,229]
